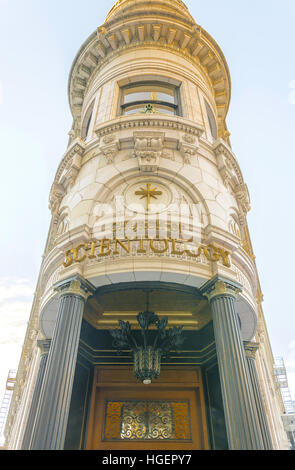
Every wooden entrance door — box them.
[86,366,209,450]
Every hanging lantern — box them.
[133,346,161,385]
[109,296,184,384]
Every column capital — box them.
[54,275,95,301]
[37,339,51,357]
[200,275,242,302]
[244,341,259,360]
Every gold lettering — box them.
[150,239,169,254]
[88,242,97,259]
[171,239,185,255]
[215,247,231,268]
[113,238,130,255]
[63,250,74,268]
[98,239,112,257]
[203,245,220,262]
[137,238,147,254]
[72,244,88,263]
[185,245,202,258]
[62,237,231,269]
[179,223,193,242]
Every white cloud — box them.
[0,277,34,301]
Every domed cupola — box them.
[105,0,195,24]
[68,0,231,141]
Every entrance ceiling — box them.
[84,287,211,330]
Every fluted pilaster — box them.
[30,276,95,450]
[201,276,264,450]
[21,339,51,450]
[244,341,273,450]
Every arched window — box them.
[205,100,217,140]
[120,82,180,116]
[81,101,95,141]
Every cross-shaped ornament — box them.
[135,183,163,211]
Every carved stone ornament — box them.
[244,341,259,360]
[182,134,197,144]
[213,140,240,188]
[102,134,116,144]
[215,150,232,187]
[49,184,65,215]
[178,135,199,164]
[234,183,251,214]
[179,143,198,164]
[201,276,242,303]
[100,138,120,165]
[49,139,85,215]
[133,132,165,172]
[54,276,95,301]
[59,141,85,190]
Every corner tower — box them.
[5,0,288,451]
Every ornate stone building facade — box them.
[4,0,289,450]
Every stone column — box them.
[30,276,95,450]
[201,275,264,450]
[244,341,273,450]
[21,339,51,450]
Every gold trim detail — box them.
[55,279,94,301]
[202,280,241,303]
[244,341,259,360]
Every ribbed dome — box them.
[105,0,194,24]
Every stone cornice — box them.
[68,6,231,131]
[94,114,205,139]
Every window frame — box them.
[119,81,181,117]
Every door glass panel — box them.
[104,400,191,441]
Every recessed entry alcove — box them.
[64,281,228,450]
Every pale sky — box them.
[0,0,295,416]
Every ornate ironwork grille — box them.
[104,400,191,441]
